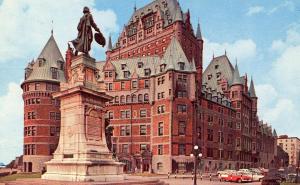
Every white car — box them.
[239,169,251,173]
[251,173,264,181]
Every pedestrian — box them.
[210,173,212,181]
[168,172,170,179]
[200,173,203,181]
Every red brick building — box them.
[22,0,276,173]
[21,35,65,172]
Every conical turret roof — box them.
[196,22,202,40]
[231,62,243,86]
[23,34,66,83]
[107,35,112,51]
[249,77,257,98]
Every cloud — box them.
[246,6,265,16]
[203,38,257,67]
[257,24,300,136]
[0,0,119,63]
[0,82,23,164]
[268,1,295,14]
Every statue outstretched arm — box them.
[90,15,100,32]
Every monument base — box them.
[42,159,124,182]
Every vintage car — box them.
[222,172,252,182]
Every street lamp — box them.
[190,145,202,185]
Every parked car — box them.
[218,169,237,181]
[251,172,264,181]
[223,172,252,182]
[238,169,251,173]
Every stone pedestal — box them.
[42,54,124,182]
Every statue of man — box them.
[71,7,105,56]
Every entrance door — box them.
[28,162,32,172]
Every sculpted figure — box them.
[71,6,105,56]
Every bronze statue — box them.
[71,7,106,56]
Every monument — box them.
[41,7,124,182]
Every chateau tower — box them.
[21,34,66,172]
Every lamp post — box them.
[190,145,202,185]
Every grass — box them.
[0,172,41,182]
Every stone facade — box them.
[22,0,277,174]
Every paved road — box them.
[161,178,261,185]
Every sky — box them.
[0,0,299,164]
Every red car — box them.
[222,172,252,183]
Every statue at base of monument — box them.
[71,6,106,56]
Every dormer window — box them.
[144,68,151,76]
[57,60,64,70]
[51,67,58,79]
[38,58,45,67]
[215,65,219,70]
[178,62,185,70]
[216,72,221,79]
[138,62,143,68]
[124,71,130,78]
[208,74,212,80]
[121,64,126,70]
[160,64,166,72]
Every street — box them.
[161,178,261,185]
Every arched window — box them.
[144,93,149,102]
[138,94,143,102]
[131,94,137,103]
[120,95,125,103]
[115,96,119,103]
[126,95,131,103]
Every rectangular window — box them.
[120,126,126,136]
[140,110,147,118]
[177,104,187,113]
[108,83,113,91]
[27,112,36,119]
[50,112,56,120]
[51,68,58,79]
[125,125,130,136]
[157,105,165,114]
[144,80,150,88]
[178,121,186,135]
[121,64,126,70]
[140,125,147,135]
[144,69,151,76]
[179,144,185,155]
[55,112,60,120]
[177,91,187,98]
[140,144,147,152]
[35,83,40,90]
[121,82,125,90]
[158,122,163,136]
[108,112,114,119]
[50,126,56,136]
[122,144,129,153]
[157,76,165,85]
[121,110,130,119]
[207,129,213,141]
[132,81,137,89]
[158,145,163,155]
[124,71,130,78]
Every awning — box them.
[172,155,194,163]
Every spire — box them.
[249,77,257,98]
[231,62,243,86]
[174,1,183,22]
[133,1,137,12]
[225,49,227,56]
[273,129,277,137]
[51,20,54,35]
[196,20,202,40]
[107,34,112,51]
